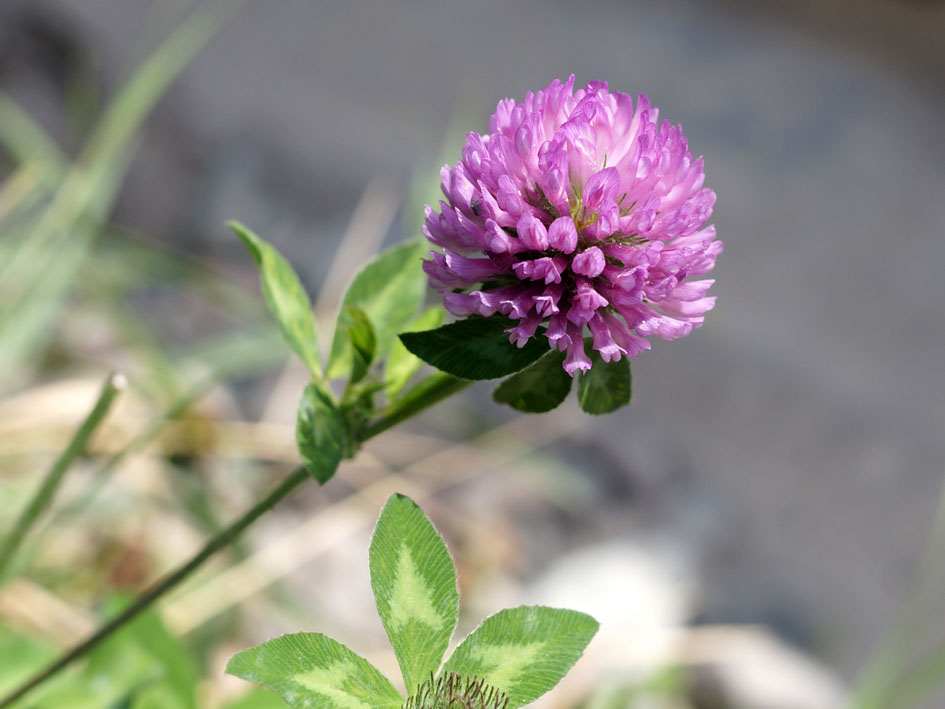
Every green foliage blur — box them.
[0,4,292,707]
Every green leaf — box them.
[369,494,459,695]
[296,383,349,484]
[132,684,191,709]
[344,305,377,384]
[230,221,322,378]
[442,606,599,707]
[111,599,198,709]
[0,626,55,697]
[385,307,444,399]
[327,238,428,379]
[0,4,231,391]
[223,688,287,709]
[399,316,548,381]
[492,349,571,413]
[576,347,632,415]
[35,613,165,708]
[226,633,403,709]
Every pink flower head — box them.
[423,76,722,376]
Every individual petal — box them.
[423,202,480,252]
[443,292,490,317]
[506,311,542,347]
[496,174,526,217]
[517,213,549,251]
[600,310,651,358]
[440,164,477,215]
[623,304,694,340]
[442,248,503,282]
[668,279,715,301]
[512,256,569,284]
[534,283,564,317]
[657,295,717,318]
[475,180,516,227]
[422,253,470,290]
[545,313,572,351]
[571,246,606,277]
[582,166,620,212]
[563,325,592,376]
[587,312,626,363]
[567,278,609,325]
[485,219,528,255]
[547,216,578,253]
[497,286,541,318]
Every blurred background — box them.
[1,0,944,706]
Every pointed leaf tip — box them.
[232,222,322,378]
[369,494,459,695]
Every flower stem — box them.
[0,371,470,708]
[0,372,125,580]
[360,372,471,441]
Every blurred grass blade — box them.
[853,466,945,708]
[891,640,945,709]
[0,163,54,228]
[0,93,65,167]
[0,1,240,391]
[0,372,125,580]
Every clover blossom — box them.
[423,76,722,375]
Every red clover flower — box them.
[423,76,722,375]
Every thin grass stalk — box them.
[0,373,125,580]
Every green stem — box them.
[0,370,470,708]
[0,465,309,709]
[360,372,471,440]
[0,373,124,580]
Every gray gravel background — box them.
[2,0,945,694]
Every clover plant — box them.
[227,494,598,708]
